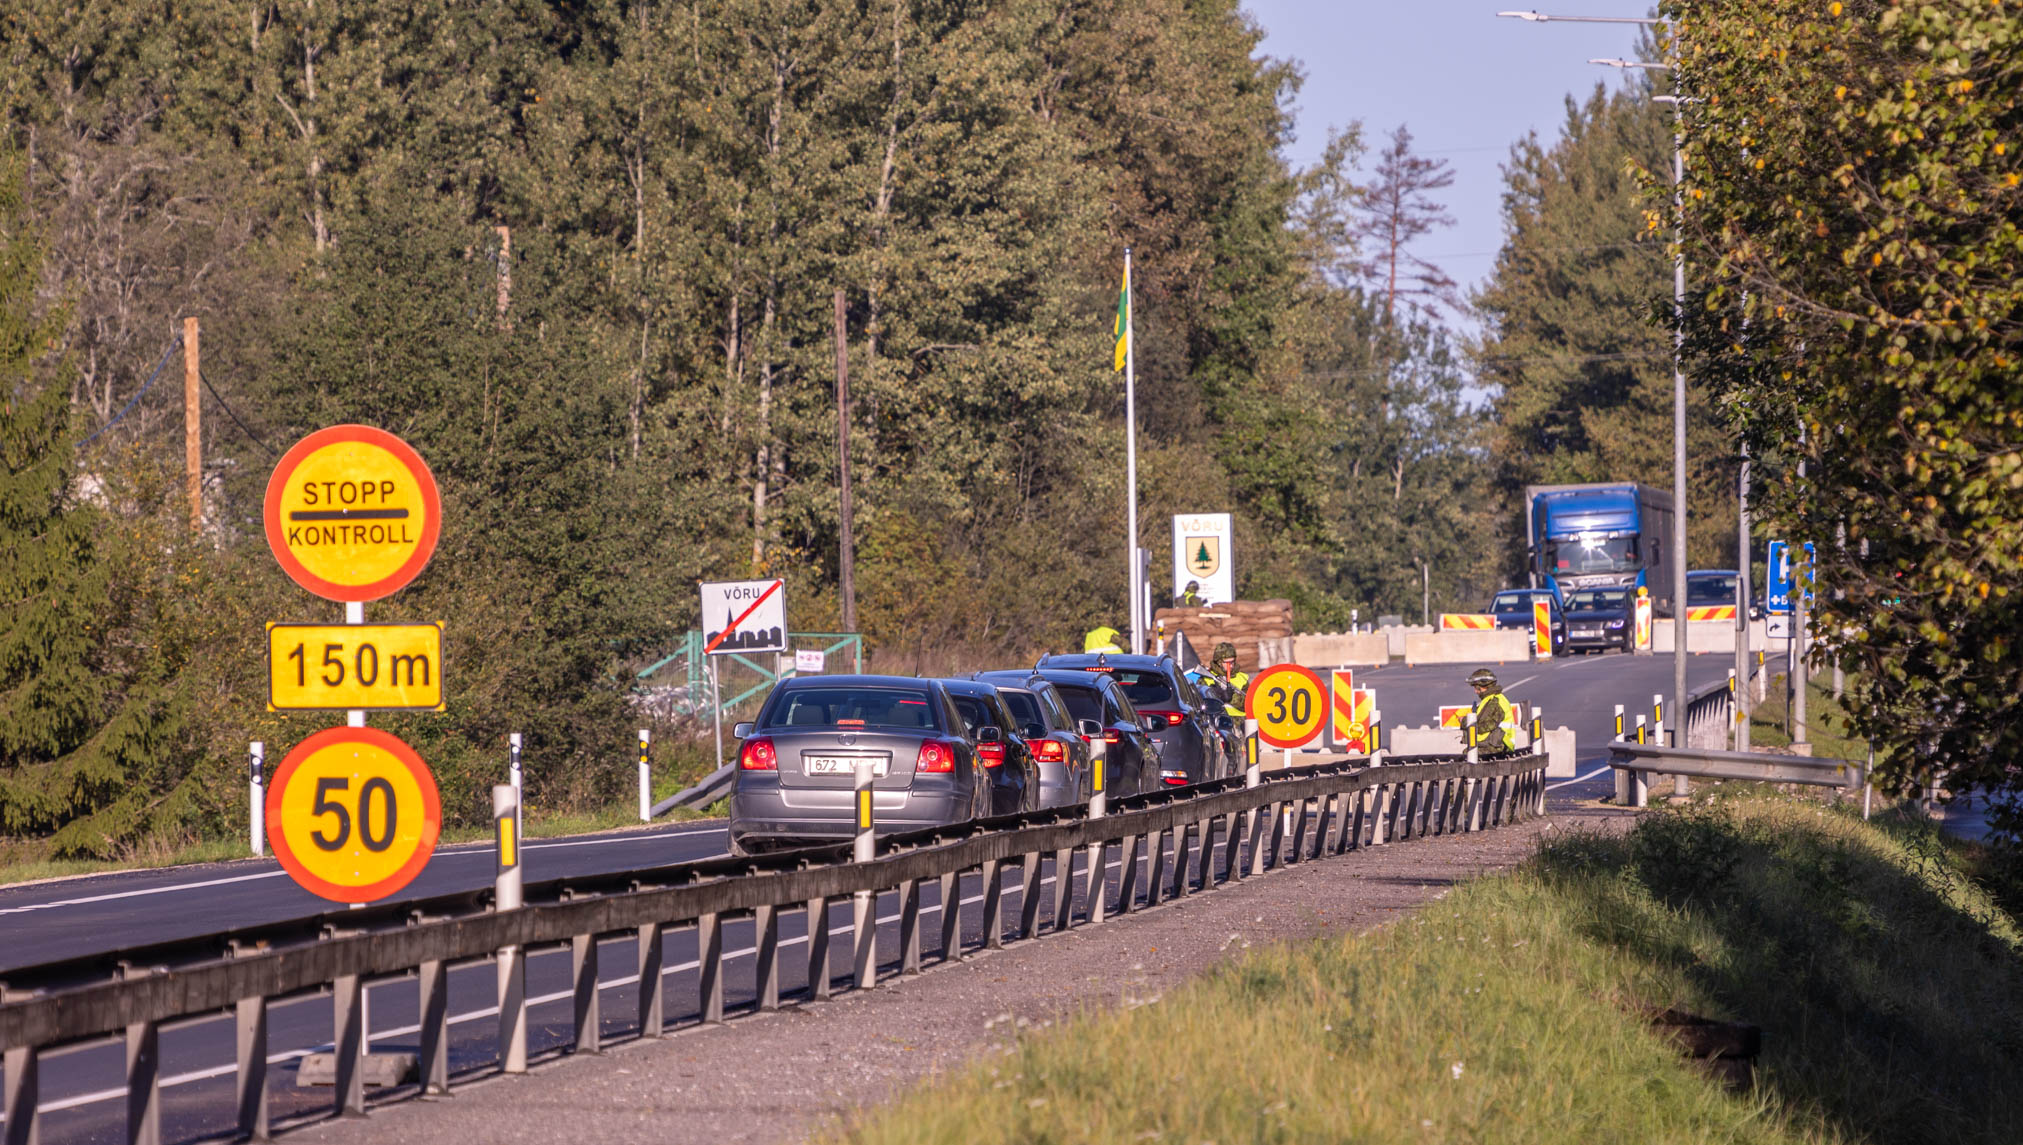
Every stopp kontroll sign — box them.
[264,424,442,601]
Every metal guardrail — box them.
[1608,741,1863,807]
[0,748,1546,1145]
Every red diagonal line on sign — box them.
[703,579,784,654]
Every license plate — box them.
[803,755,889,776]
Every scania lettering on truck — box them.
[1524,483,1677,615]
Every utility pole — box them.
[183,316,202,532]
[833,289,857,634]
[1122,247,1143,654]
[1668,65,1689,751]
[1735,443,1752,750]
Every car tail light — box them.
[1103,729,1122,745]
[916,740,955,773]
[1031,738,1066,763]
[1160,770,1188,786]
[1144,709,1185,727]
[739,737,777,770]
[979,742,1005,768]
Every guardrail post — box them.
[1168,827,1189,898]
[331,975,364,1118]
[755,905,781,1008]
[1221,808,1243,884]
[851,759,877,989]
[1143,828,1167,907]
[898,881,922,974]
[1019,851,1044,938]
[981,859,1005,946]
[1117,833,1142,912]
[1193,817,1218,891]
[698,912,725,1021]
[939,871,963,959]
[6,1042,39,1145]
[230,993,268,1139]
[1051,848,1075,929]
[1085,839,1109,923]
[413,957,448,1094]
[126,1019,162,1145]
[571,933,601,1052]
[807,896,833,999]
[637,923,664,1036]
[493,784,527,1074]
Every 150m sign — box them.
[268,623,443,711]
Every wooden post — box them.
[833,289,857,633]
[495,226,512,328]
[182,317,201,532]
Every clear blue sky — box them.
[1243,1,1657,315]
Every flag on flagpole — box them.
[1112,263,1130,372]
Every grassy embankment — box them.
[840,794,2023,1145]
[0,744,727,888]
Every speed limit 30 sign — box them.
[1248,663,1327,749]
[266,727,442,903]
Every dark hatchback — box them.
[940,679,1039,815]
[1489,589,1566,654]
[728,676,991,855]
[970,672,1093,807]
[1562,587,1633,652]
[1036,653,1226,785]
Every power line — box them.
[199,368,278,457]
[77,335,182,450]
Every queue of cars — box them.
[727,653,1243,856]
[1505,568,1751,656]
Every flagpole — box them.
[1124,247,1143,654]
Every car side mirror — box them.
[1076,718,1103,739]
[732,722,754,740]
[976,725,1002,744]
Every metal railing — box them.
[0,748,1546,1145]
[1609,741,1863,800]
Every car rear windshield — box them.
[950,695,1000,735]
[1566,590,1629,612]
[1105,669,1175,708]
[1687,575,1737,604]
[1054,685,1104,726]
[1492,594,1536,613]
[769,687,941,730]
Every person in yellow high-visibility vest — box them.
[1083,626,1124,654]
[1464,668,1520,753]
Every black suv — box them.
[1035,653,1228,786]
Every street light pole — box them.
[1124,247,1143,654]
[1505,9,1690,748]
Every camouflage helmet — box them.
[1466,668,1499,689]
[1212,642,1239,664]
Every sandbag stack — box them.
[1153,600,1294,674]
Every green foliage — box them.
[1670,0,2023,797]
[1478,83,1739,576]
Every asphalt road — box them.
[0,647,1776,1145]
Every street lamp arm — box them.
[1496,10,1659,24]
[1590,57,1672,70]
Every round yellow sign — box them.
[264,425,441,602]
[1247,663,1327,749]
[266,727,441,903]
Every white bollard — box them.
[638,729,652,822]
[494,784,526,1073]
[1369,709,1385,766]
[852,759,876,988]
[508,733,523,849]
[249,742,265,857]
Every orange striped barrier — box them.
[1440,613,1496,631]
[1532,599,1553,659]
[1330,669,1374,753]
[1686,605,1737,621]
[1439,705,1471,728]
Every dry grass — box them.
[839,795,2023,1145]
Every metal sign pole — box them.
[1123,247,1143,655]
[710,655,724,773]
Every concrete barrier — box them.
[1375,624,1433,659]
[1402,628,1532,664]
[1387,724,1575,778]
[1651,618,1769,654]
[1293,631,1390,667]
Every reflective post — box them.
[508,733,522,851]
[248,742,264,857]
[851,759,876,989]
[493,784,526,1074]
[1088,737,1107,820]
[637,728,651,822]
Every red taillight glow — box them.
[1145,710,1185,727]
[1103,729,1122,745]
[739,737,777,770]
[916,740,955,773]
[979,742,1005,768]
[1032,738,1066,763]
[1163,776,1188,786]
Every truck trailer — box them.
[1524,483,1677,616]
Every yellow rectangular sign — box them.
[268,623,444,711]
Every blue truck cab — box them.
[1525,483,1677,616]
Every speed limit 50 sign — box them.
[1247,662,1327,749]
[266,727,441,903]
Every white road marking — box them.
[0,826,727,918]
[1547,764,1615,791]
